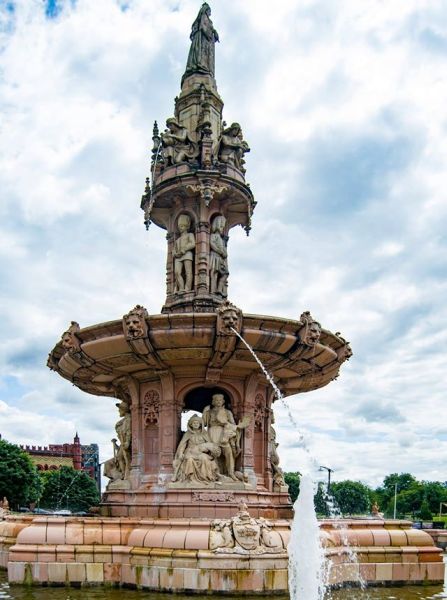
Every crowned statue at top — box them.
[182,3,219,84]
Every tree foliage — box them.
[39,466,100,512]
[330,480,370,515]
[284,472,300,503]
[0,439,42,509]
[284,471,447,521]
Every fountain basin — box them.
[1,515,443,593]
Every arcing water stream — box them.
[231,327,366,599]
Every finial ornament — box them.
[182,3,219,84]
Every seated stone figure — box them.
[161,117,199,165]
[216,122,250,172]
[172,415,221,484]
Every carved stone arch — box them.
[177,380,242,417]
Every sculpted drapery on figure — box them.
[202,393,249,481]
[183,3,219,82]
[174,214,195,293]
[160,118,199,165]
[172,394,250,485]
[172,415,221,484]
[104,401,132,484]
[209,215,228,296]
[216,123,250,172]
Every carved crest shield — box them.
[232,518,261,551]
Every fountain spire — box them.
[141,4,254,314]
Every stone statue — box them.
[123,305,148,340]
[269,423,286,489]
[174,214,195,293]
[104,401,132,484]
[172,415,221,484]
[183,3,219,82]
[61,321,81,353]
[216,123,250,172]
[202,393,249,481]
[161,118,198,165]
[209,215,228,295]
[298,311,321,347]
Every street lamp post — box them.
[393,482,398,519]
[319,465,334,493]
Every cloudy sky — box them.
[1,0,446,489]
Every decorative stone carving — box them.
[210,502,283,554]
[216,300,242,335]
[206,301,243,381]
[254,394,266,431]
[192,492,236,502]
[123,305,149,340]
[172,415,221,484]
[210,215,228,296]
[103,400,132,487]
[143,390,160,426]
[298,311,321,347]
[61,321,81,353]
[0,497,9,519]
[183,3,219,82]
[186,180,229,207]
[210,519,235,551]
[160,118,199,165]
[174,214,195,293]
[202,393,250,481]
[269,422,287,490]
[216,123,250,172]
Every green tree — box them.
[284,472,300,503]
[330,480,370,515]
[422,481,447,514]
[314,482,330,517]
[0,438,42,509]
[39,466,100,512]
[419,498,432,520]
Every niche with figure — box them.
[172,386,249,485]
[173,213,196,293]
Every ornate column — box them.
[157,372,177,486]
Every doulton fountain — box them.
[0,4,444,594]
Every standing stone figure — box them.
[269,424,286,488]
[202,394,249,481]
[172,415,221,484]
[104,401,132,483]
[183,3,219,82]
[161,118,198,165]
[210,215,228,295]
[174,214,195,293]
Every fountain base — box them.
[0,515,443,593]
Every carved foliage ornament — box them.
[187,180,229,207]
[254,393,266,431]
[143,389,160,426]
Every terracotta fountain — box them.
[0,4,443,593]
